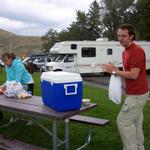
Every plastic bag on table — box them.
[4,81,25,98]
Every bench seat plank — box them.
[70,115,110,126]
[0,134,47,150]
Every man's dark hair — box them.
[117,24,136,41]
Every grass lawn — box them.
[0,69,150,150]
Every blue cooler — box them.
[41,71,82,112]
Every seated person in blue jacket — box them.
[0,52,34,125]
[1,52,34,94]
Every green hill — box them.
[0,29,44,58]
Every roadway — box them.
[83,74,150,90]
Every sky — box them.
[0,0,97,36]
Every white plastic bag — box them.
[109,75,122,104]
[4,81,25,98]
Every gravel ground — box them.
[83,74,150,98]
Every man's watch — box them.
[112,71,116,76]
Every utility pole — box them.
[0,44,2,58]
[9,36,12,53]
[9,33,15,53]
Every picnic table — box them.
[0,95,97,150]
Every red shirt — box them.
[122,42,148,95]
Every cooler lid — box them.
[41,71,82,83]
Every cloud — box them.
[0,0,96,36]
[0,17,41,29]
[0,16,45,36]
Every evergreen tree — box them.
[87,0,102,40]
[135,0,150,40]
[59,10,88,41]
[103,0,135,40]
[59,1,102,41]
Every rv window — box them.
[81,47,96,57]
[64,54,74,62]
[71,44,77,50]
[54,54,66,62]
[107,48,113,55]
[51,54,59,61]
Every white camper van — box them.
[45,39,150,74]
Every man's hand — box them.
[101,63,118,74]
[101,63,140,79]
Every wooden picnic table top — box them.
[0,95,97,120]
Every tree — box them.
[58,29,70,41]
[87,0,102,40]
[59,1,102,41]
[59,10,88,41]
[42,0,150,45]
[75,10,89,40]
[41,28,59,52]
[135,0,150,40]
[103,0,135,40]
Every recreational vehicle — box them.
[44,39,150,74]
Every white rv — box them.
[44,39,150,74]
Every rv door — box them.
[63,54,76,72]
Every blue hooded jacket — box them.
[5,58,33,84]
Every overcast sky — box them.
[0,0,97,36]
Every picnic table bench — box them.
[0,134,47,150]
[0,95,97,150]
[70,115,110,150]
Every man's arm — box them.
[116,68,140,80]
[101,64,140,80]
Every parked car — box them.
[33,55,52,69]
[22,57,37,73]
[22,57,31,64]
[22,53,58,73]
[39,54,60,72]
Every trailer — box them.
[44,39,150,74]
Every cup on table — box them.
[82,99,91,106]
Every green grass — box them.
[0,69,150,150]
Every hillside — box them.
[0,29,44,58]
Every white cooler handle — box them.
[64,84,78,95]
